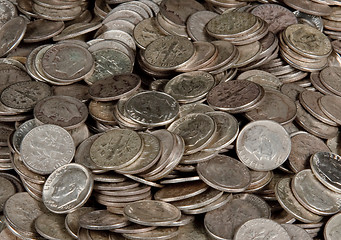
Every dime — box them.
[281,224,312,239]
[310,151,341,193]
[24,19,64,43]
[234,218,291,240]
[122,227,179,240]
[318,95,341,125]
[236,120,291,171]
[20,124,75,175]
[94,180,140,192]
[275,178,323,223]
[292,169,341,216]
[186,11,217,42]
[74,133,102,170]
[197,155,251,193]
[79,210,129,230]
[90,128,143,170]
[35,213,73,240]
[65,207,95,238]
[320,67,341,96]
[89,100,116,124]
[154,181,208,202]
[42,163,94,214]
[289,132,330,173]
[53,22,102,41]
[89,74,140,101]
[324,212,341,240]
[280,82,305,101]
[124,200,181,226]
[0,176,16,212]
[283,0,332,16]
[245,89,297,125]
[124,91,179,127]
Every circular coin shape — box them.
[43,163,94,214]
[124,200,181,226]
[234,218,290,240]
[125,91,179,127]
[236,120,291,171]
[319,95,341,125]
[324,212,341,240]
[90,128,143,170]
[143,35,195,71]
[0,176,16,212]
[41,43,94,82]
[79,210,129,230]
[281,224,312,240]
[89,74,141,101]
[65,207,95,238]
[207,80,264,113]
[197,155,251,193]
[34,95,88,130]
[310,151,341,193]
[21,124,75,175]
[0,81,52,112]
[35,212,73,240]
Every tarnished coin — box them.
[318,95,341,125]
[281,224,312,240]
[292,169,341,216]
[124,200,181,226]
[4,192,48,239]
[124,91,179,127]
[154,181,208,202]
[251,4,297,34]
[0,64,32,92]
[34,95,88,130]
[167,113,216,155]
[0,176,16,212]
[20,124,75,175]
[289,132,330,173]
[197,155,251,193]
[283,0,332,17]
[245,89,297,125]
[74,133,102,171]
[143,35,195,71]
[324,212,341,240]
[234,218,290,240]
[133,17,166,49]
[164,71,215,103]
[0,0,17,25]
[42,163,94,214]
[122,227,179,240]
[41,43,94,83]
[89,74,141,101]
[90,129,143,170]
[236,120,291,171]
[204,193,270,240]
[207,80,265,113]
[0,81,52,112]
[35,213,73,240]
[275,178,323,223]
[310,151,341,193]
[113,223,157,234]
[24,19,64,43]
[186,11,217,42]
[79,210,129,230]
[65,207,95,238]
[320,67,341,96]
[89,100,116,124]
[0,17,27,58]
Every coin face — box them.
[79,210,129,230]
[43,163,93,214]
[90,129,143,170]
[125,91,179,127]
[324,212,341,240]
[124,200,181,226]
[143,35,195,71]
[237,120,291,171]
[35,213,74,240]
[20,124,75,175]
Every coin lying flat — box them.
[310,151,341,193]
[197,154,251,193]
[237,120,291,171]
[122,227,179,240]
[42,163,94,214]
[0,176,16,212]
[318,95,341,125]
[79,210,129,230]
[234,218,291,240]
[20,124,75,175]
[324,212,341,240]
[35,212,73,240]
[65,207,95,238]
[124,200,181,226]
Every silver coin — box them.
[79,210,129,230]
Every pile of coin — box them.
[2,0,341,239]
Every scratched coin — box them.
[20,124,75,175]
[90,128,143,170]
[0,81,52,112]
[42,163,94,214]
[236,120,291,171]
[125,91,179,127]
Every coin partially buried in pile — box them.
[2,0,341,239]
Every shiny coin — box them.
[20,124,75,175]
[42,163,94,214]
[237,120,291,171]
[12,119,37,154]
[310,151,341,193]
[79,210,129,230]
[124,200,181,226]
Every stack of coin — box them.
[31,0,87,21]
[279,24,332,72]
[323,6,341,40]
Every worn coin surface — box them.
[197,155,251,193]
[35,212,73,240]
[20,124,75,175]
[79,210,129,230]
[319,95,341,125]
[234,218,291,240]
[122,226,179,240]
[90,129,143,170]
[65,207,95,238]
[124,200,181,226]
[310,151,341,193]
[281,224,312,240]
[0,176,16,212]
[43,163,94,214]
[324,212,341,240]
[237,120,291,171]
